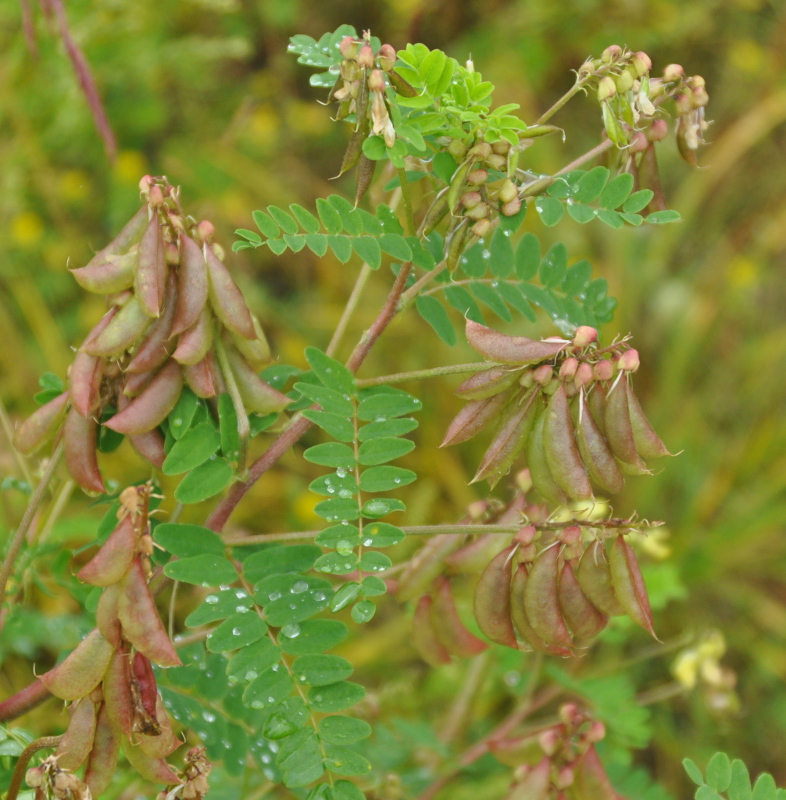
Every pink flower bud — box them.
[460,191,483,209]
[378,44,397,71]
[468,500,490,520]
[629,131,648,153]
[647,118,668,142]
[468,142,492,159]
[499,179,518,204]
[539,728,561,755]
[368,69,386,92]
[675,93,692,115]
[572,325,598,348]
[467,168,489,185]
[501,198,522,217]
[357,44,374,69]
[148,184,165,207]
[470,218,491,238]
[491,140,511,156]
[586,721,606,742]
[632,51,652,77]
[340,36,359,60]
[593,359,614,382]
[532,364,553,386]
[138,174,155,193]
[515,524,537,545]
[559,357,579,380]
[601,45,623,63]
[574,362,594,388]
[692,81,709,107]
[663,63,685,82]
[559,702,580,725]
[464,202,489,220]
[196,220,215,243]
[597,76,617,102]
[618,348,640,372]
[556,767,575,789]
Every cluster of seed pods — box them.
[490,703,624,800]
[31,485,192,797]
[12,177,290,494]
[441,319,671,496]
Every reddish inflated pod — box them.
[229,314,271,370]
[204,244,255,339]
[103,647,135,737]
[83,296,152,358]
[412,595,451,667]
[122,738,180,785]
[172,306,213,365]
[223,343,291,414]
[64,407,105,494]
[84,205,149,268]
[138,694,180,758]
[586,383,608,439]
[431,577,488,658]
[117,557,182,667]
[617,348,640,372]
[571,745,624,800]
[396,533,464,603]
[135,214,168,318]
[172,233,209,336]
[575,392,625,496]
[609,536,658,639]
[96,584,122,646]
[543,385,593,501]
[445,533,509,575]
[118,393,167,469]
[70,249,138,295]
[466,320,568,365]
[501,198,522,217]
[131,652,159,720]
[183,351,218,399]
[455,366,522,400]
[474,545,518,648]
[604,376,649,474]
[525,410,569,507]
[558,560,608,640]
[81,308,117,353]
[523,545,574,649]
[12,390,68,454]
[38,628,114,700]
[77,515,136,587]
[126,272,178,373]
[55,697,97,770]
[440,390,513,447]
[627,384,672,459]
[466,168,488,185]
[84,702,121,797]
[105,360,183,436]
[576,541,626,617]
[472,390,540,487]
[122,368,155,398]
[69,346,104,418]
[505,756,551,800]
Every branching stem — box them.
[5,735,62,800]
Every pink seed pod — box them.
[597,76,616,101]
[368,69,385,92]
[464,202,489,220]
[573,362,594,389]
[539,727,561,756]
[468,142,492,159]
[471,218,492,238]
[499,179,518,204]
[491,140,511,156]
[339,36,358,60]
[629,131,648,153]
[460,191,483,209]
[586,720,606,743]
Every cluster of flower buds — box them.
[31,485,186,796]
[25,756,91,800]
[489,704,624,800]
[156,748,212,800]
[441,320,671,497]
[421,138,523,270]
[12,177,290,494]
[402,520,656,663]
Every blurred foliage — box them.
[1,0,786,798]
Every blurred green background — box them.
[1,0,785,796]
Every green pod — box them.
[12,390,68,455]
[95,583,122,647]
[526,409,569,507]
[446,160,474,213]
[473,545,518,648]
[172,233,209,336]
[55,696,97,771]
[575,391,625,496]
[412,595,451,667]
[172,305,213,366]
[576,540,626,617]
[64,407,105,494]
[396,533,463,603]
[441,389,514,447]
[77,516,136,588]
[608,536,658,639]
[71,250,138,295]
[627,382,671,459]
[223,341,291,414]
[523,545,574,649]
[389,69,418,98]
[420,187,449,236]
[445,217,470,272]
[543,384,593,501]
[38,628,113,701]
[230,314,271,370]
[83,296,152,358]
[431,577,488,658]
[205,245,256,340]
[83,702,121,797]
[604,376,650,474]
[135,214,168,318]
[558,559,608,640]
[355,153,377,206]
[510,564,572,656]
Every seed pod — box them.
[229,314,271,370]
[355,154,377,206]
[441,390,513,447]
[445,218,470,273]
[96,583,122,646]
[474,545,518,648]
[421,187,450,236]
[77,515,136,587]
[609,536,657,639]
[204,245,256,340]
[523,545,573,649]
[446,160,474,213]
[114,393,166,469]
[131,652,158,720]
[138,694,180,759]
[466,320,567,365]
[105,360,182,436]
[69,347,104,418]
[431,577,488,658]
[172,233,210,335]
[396,533,464,603]
[71,250,139,297]
[183,351,219,398]
[526,410,569,507]
[576,541,626,617]
[445,533,509,575]
[543,384,593,501]
[223,342,291,414]
[574,392,624,496]
[455,366,522,400]
[38,628,113,700]
[126,272,178,373]
[83,205,149,271]
[472,390,540,487]
[122,737,180,785]
[570,745,623,800]
[64,407,105,494]
[117,557,182,667]
[505,756,551,800]
[626,384,671,459]
[84,296,152,358]
[558,560,608,640]
[55,697,98,770]
[13,390,68,454]
[412,595,451,666]
[84,702,120,797]
[135,215,168,318]
[103,647,135,737]
[337,117,370,177]
[586,383,608,438]
[388,69,418,97]
[604,376,649,473]
[173,306,214,365]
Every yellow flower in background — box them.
[114,150,149,185]
[11,212,44,248]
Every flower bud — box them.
[559,702,580,725]
[468,500,490,520]
[468,142,492,159]
[574,362,594,388]
[25,767,44,788]
[368,69,386,92]
[470,218,491,238]
[675,93,692,115]
[467,168,489,185]
[491,140,511,156]
[464,201,489,220]
[586,720,606,742]
[632,51,652,77]
[692,79,709,107]
[196,219,215,243]
[559,357,579,380]
[148,184,165,207]
[448,139,468,159]
[614,69,635,94]
[378,44,397,71]
[499,179,518,204]
[629,131,648,153]
[501,198,522,217]
[539,728,561,755]
[663,63,685,82]
[572,325,598,348]
[618,348,640,372]
[556,767,575,789]
[357,44,374,69]
[460,191,483,209]
[340,36,359,60]
[593,359,614,382]
[597,76,617,102]
[138,174,155,193]
[647,118,668,142]
[532,364,553,386]
[601,45,623,63]
[515,469,533,494]
[485,154,507,171]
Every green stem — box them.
[537,76,591,126]
[213,335,251,475]
[397,261,448,312]
[0,441,63,605]
[398,167,417,237]
[355,362,494,387]
[326,263,372,358]
[0,396,34,487]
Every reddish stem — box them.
[0,679,51,723]
[205,262,413,533]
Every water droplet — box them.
[504,671,521,687]
[236,605,250,613]
[344,563,353,570]
[261,754,271,765]
[327,487,336,494]
[393,478,401,484]
[268,592,282,602]
[374,415,386,423]
[172,418,183,427]
[491,280,499,288]
[289,603,297,609]
[235,590,247,599]
[314,694,323,703]
[313,592,326,602]
[263,768,275,780]
[298,674,307,682]
[271,664,280,672]
[338,489,353,498]
[267,696,275,704]
[336,467,347,478]
[292,580,309,594]
[202,711,216,722]
[281,623,300,638]
[482,249,491,260]
[205,594,219,605]
[363,538,373,547]
[219,585,230,591]
[244,669,258,681]
[325,367,332,373]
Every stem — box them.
[0,680,51,723]
[397,261,448,311]
[214,335,251,475]
[537,77,591,126]
[6,735,62,800]
[205,262,414,533]
[438,652,489,745]
[398,167,417,237]
[556,138,615,175]
[326,263,372,358]
[0,396,34,486]
[356,362,494,388]
[35,478,75,546]
[0,441,63,604]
